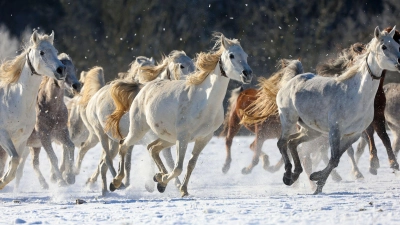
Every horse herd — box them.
[0,25,399,197]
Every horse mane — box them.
[122,56,154,81]
[58,52,72,62]
[241,59,303,125]
[105,80,142,139]
[139,51,188,82]
[186,33,241,85]
[79,66,105,108]
[317,43,366,77]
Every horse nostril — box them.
[72,83,79,90]
[56,66,65,75]
[242,70,252,77]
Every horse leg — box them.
[123,145,133,188]
[222,111,241,174]
[149,139,174,193]
[110,144,130,191]
[87,140,119,188]
[0,148,7,177]
[30,147,49,189]
[39,133,67,186]
[390,125,400,157]
[75,133,98,175]
[346,146,364,179]
[55,129,76,184]
[373,119,399,170]
[154,135,188,191]
[286,128,318,184]
[302,152,316,191]
[161,147,181,187]
[99,160,108,196]
[310,127,359,194]
[14,147,30,190]
[242,125,267,174]
[180,134,213,197]
[355,133,368,164]
[0,130,21,189]
[319,142,342,182]
[364,125,380,175]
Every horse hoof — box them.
[157,183,166,193]
[369,167,378,175]
[354,172,364,180]
[222,164,230,174]
[153,175,158,182]
[390,162,400,171]
[145,183,155,193]
[42,183,49,190]
[241,167,251,175]
[283,176,294,186]
[109,183,117,192]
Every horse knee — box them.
[329,158,340,168]
[172,167,183,177]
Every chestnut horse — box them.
[220,59,301,174]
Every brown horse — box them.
[317,27,400,175]
[220,59,302,174]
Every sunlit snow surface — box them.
[2,134,400,224]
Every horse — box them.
[115,33,252,197]
[384,83,400,157]
[317,27,400,175]
[8,53,81,189]
[83,51,194,196]
[0,31,66,189]
[219,59,302,175]
[276,26,400,194]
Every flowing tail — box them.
[241,59,303,125]
[219,86,243,137]
[105,80,142,139]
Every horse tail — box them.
[105,80,142,139]
[220,86,243,137]
[79,67,105,108]
[240,59,303,125]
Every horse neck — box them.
[14,62,44,107]
[195,62,230,106]
[40,78,65,109]
[345,53,382,103]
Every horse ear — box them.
[374,26,381,39]
[150,57,155,64]
[31,31,39,45]
[221,34,230,49]
[389,25,397,38]
[48,30,55,44]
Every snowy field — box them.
[2,134,400,225]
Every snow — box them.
[1,134,400,224]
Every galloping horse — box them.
[115,33,253,197]
[0,31,66,189]
[220,59,303,174]
[11,53,81,189]
[276,26,400,194]
[83,51,194,196]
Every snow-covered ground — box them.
[2,134,400,224]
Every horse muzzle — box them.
[240,69,253,84]
[54,65,66,80]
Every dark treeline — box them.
[1,0,399,82]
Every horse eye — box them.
[180,65,184,69]
[229,54,234,59]
[382,45,387,50]
[40,51,45,56]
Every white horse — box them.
[115,33,253,197]
[82,51,194,196]
[276,26,400,194]
[0,31,66,189]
